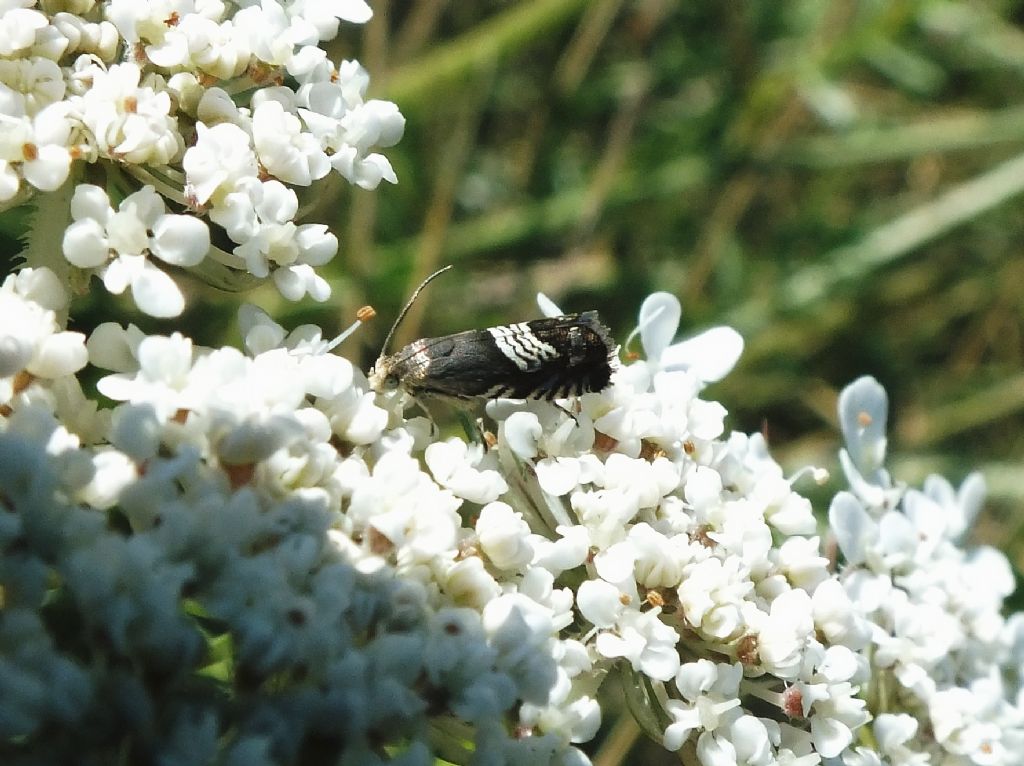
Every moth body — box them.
[369,312,618,402]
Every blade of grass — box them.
[775,105,1024,168]
[386,0,588,109]
[729,150,1024,329]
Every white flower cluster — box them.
[2,269,1022,766]
[830,377,1024,766]
[0,266,591,765]
[3,0,404,315]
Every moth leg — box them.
[411,397,440,439]
[552,400,579,425]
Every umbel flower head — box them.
[2,6,1023,763]
[6,0,405,316]
[3,268,1020,765]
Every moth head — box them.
[368,355,402,394]
[369,265,452,396]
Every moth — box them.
[368,266,618,403]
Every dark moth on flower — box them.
[369,312,619,401]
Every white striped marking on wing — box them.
[488,323,559,371]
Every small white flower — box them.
[677,556,753,642]
[476,502,533,571]
[77,448,138,509]
[62,185,209,317]
[49,14,120,62]
[519,639,601,744]
[482,593,559,703]
[209,176,337,299]
[445,556,501,610]
[330,142,398,190]
[774,535,830,592]
[0,101,73,195]
[73,61,183,165]
[593,605,680,681]
[178,15,252,80]
[234,0,318,67]
[532,525,590,575]
[215,413,305,465]
[3,264,67,315]
[836,376,903,510]
[288,0,373,38]
[695,714,772,766]
[630,291,744,384]
[0,6,48,56]
[321,386,387,445]
[183,121,259,205]
[425,437,508,504]
[347,450,462,562]
[663,661,743,751]
[794,645,871,758]
[576,579,623,629]
[921,471,986,541]
[0,277,86,381]
[95,331,199,418]
[0,57,66,117]
[252,99,330,185]
[295,66,405,190]
[627,522,690,589]
[756,589,815,679]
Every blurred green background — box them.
[3,1,1024,761]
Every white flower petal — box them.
[150,214,210,266]
[810,712,854,758]
[536,292,564,318]
[27,331,88,378]
[294,224,337,266]
[273,264,331,302]
[837,375,889,477]
[13,267,67,311]
[828,491,874,566]
[0,160,19,201]
[696,730,737,766]
[336,0,373,23]
[638,292,681,360]
[661,326,744,383]
[593,541,635,584]
[130,261,185,317]
[109,403,161,460]
[78,449,137,509]
[503,411,542,459]
[70,184,112,222]
[535,456,580,497]
[23,144,71,191]
[62,219,109,268]
[0,332,33,377]
[87,322,144,372]
[576,580,622,628]
[659,325,741,383]
[342,391,388,444]
[476,502,532,571]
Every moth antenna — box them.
[377,265,453,357]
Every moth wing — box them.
[381,312,618,401]
[388,329,518,399]
[502,312,618,399]
[525,312,617,365]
